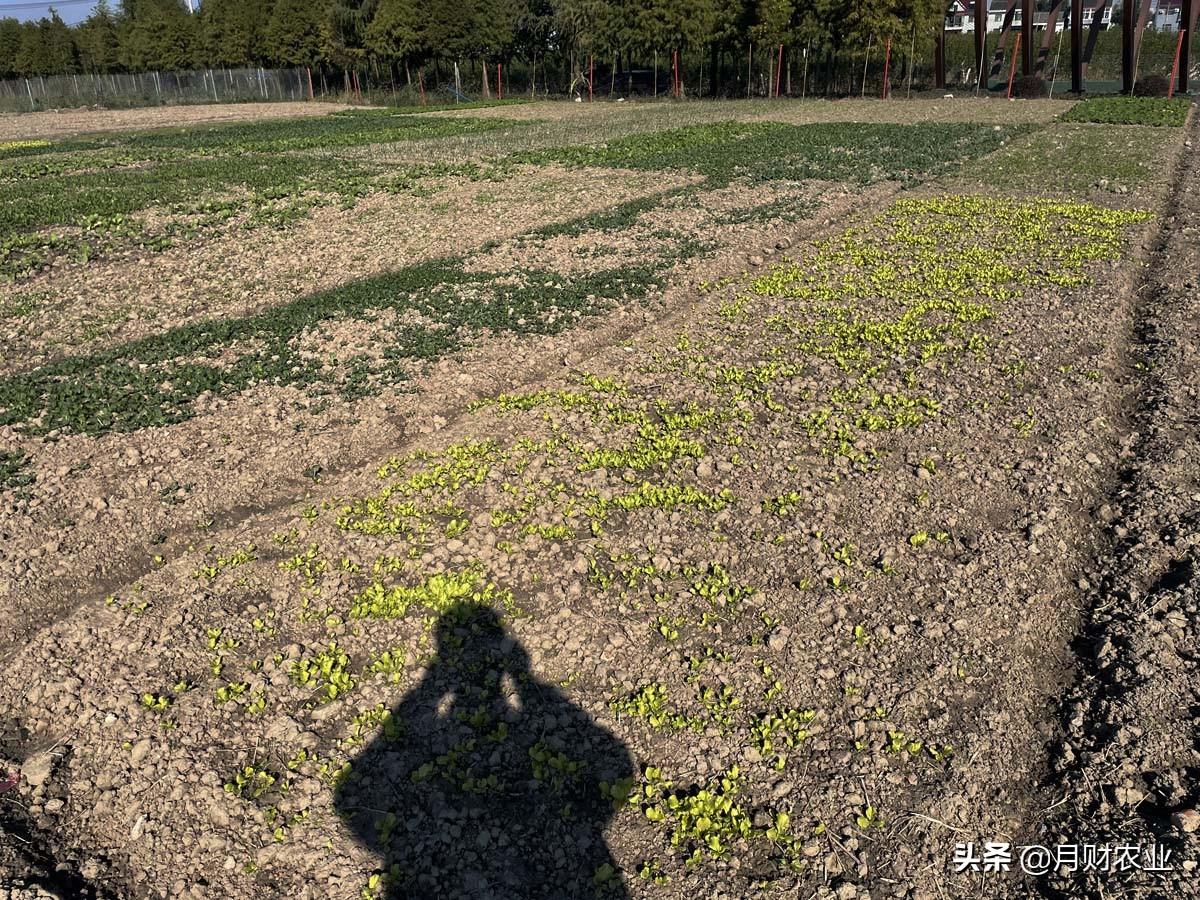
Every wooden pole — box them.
[1122,0,1135,93]
[775,43,784,97]
[747,43,752,98]
[1132,0,1154,92]
[1049,23,1066,96]
[975,0,988,86]
[802,41,810,98]
[862,35,873,97]
[935,22,946,89]
[497,63,502,100]
[991,1,1019,80]
[1182,0,1194,92]
[1071,0,1083,92]
[1021,0,1033,75]
[589,55,594,101]
[1035,0,1065,74]
[906,27,916,98]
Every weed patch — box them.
[517,121,1031,186]
[1062,96,1192,127]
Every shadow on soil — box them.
[335,602,633,899]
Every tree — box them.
[366,0,427,67]
[76,1,122,73]
[118,0,197,71]
[15,21,50,75]
[322,0,379,69]
[198,0,274,67]
[40,9,79,74]
[0,18,23,78]
[266,0,329,65]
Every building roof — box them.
[955,0,1112,12]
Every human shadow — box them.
[335,601,633,899]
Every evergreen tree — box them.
[323,0,379,68]
[751,0,792,48]
[0,19,23,78]
[15,21,49,75]
[118,0,197,71]
[76,1,122,73]
[266,0,328,65]
[40,10,79,74]
[366,0,427,67]
[199,0,274,67]
[0,0,972,88]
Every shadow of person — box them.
[335,601,634,899]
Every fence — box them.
[1,36,1195,114]
[938,28,1198,95]
[0,67,313,113]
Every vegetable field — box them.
[1,96,1197,900]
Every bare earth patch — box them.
[429,97,1071,127]
[0,101,358,142]
[0,165,692,372]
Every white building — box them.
[945,0,1116,33]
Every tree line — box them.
[0,0,947,93]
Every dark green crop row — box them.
[515,121,1034,186]
[3,109,516,160]
[1,118,1031,239]
[0,112,521,238]
[0,251,670,435]
[1061,96,1193,127]
[0,117,1037,436]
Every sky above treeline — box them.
[6,1,104,25]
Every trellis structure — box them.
[934,0,1197,94]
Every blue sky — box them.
[3,1,103,25]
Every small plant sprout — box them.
[855,805,884,830]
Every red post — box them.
[306,66,314,100]
[1007,33,1022,97]
[497,63,502,100]
[775,44,784,97]
[589,55,594,101]
[1168,30,1184,97]
[881,38,891,98]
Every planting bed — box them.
[0,98,1197,900]
[0,101,358,143]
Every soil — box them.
[0,165,691,372]
[427,97,1072,126]
[1,101,1197,900]
[1028,119,1200,900]
[0,102,357,142]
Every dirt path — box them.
[1029,113,1200,900]
[0,102,355,142]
